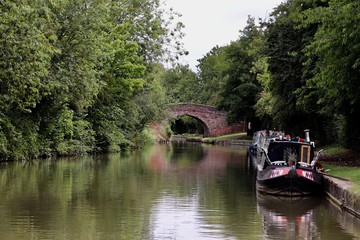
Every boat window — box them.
[283,147,298,164]
[268,143,298,163]
[300,145,311,164]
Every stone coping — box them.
[323,175,360,218]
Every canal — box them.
[0,143,359,239]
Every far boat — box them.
[248,129,323,196]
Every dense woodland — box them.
[1,0,359,160]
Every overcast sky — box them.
[163,0,284,71]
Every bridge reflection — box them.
[148,143,248,179]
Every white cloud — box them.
[163,0,284,71]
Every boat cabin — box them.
[266,141,315,167]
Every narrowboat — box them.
[248,130,323,196]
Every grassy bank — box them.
[321,146,360,193]
[323,164,360,193]
[320,145,348,155]
[202,132,251,143]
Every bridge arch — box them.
[172,114,210,137]
[169,103,245,137]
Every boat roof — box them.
[253,130,315,148]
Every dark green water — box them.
[0,143,359,239]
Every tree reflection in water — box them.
[0,143,359,239]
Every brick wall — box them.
[169,104,246,137]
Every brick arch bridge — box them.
[169,103,245,137]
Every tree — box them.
[0,0,187,159]
[87,0,187,152]
[161,64,200,104]
[297,0,360,148]
[0,0,57,159]
[0,0,54,113]
[109,0,187,64]
[217,17,263,126]
[196,46,228,105]
[260,0,329,139]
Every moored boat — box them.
[248,129,323,196]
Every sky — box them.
[164,0,284,71]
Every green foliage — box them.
[217,17,263,124]
[47,107,95,156]
[254,58,274,126]
[296,0,360,148]
[109,0,187,64]
[171,115,204,135]
[0,116,39,160]
[0,0,185,160]
[196,46,228,105]
[135,64,168,126]
[266,2,309,131]
[0,0,54,113]
[252,0,360,147]
[161,65,200,104]
[256,0,330,140]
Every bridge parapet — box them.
[170,103,227,116]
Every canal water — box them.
[0,143,359,239]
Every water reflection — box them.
[0,143,359,239]
[256,188,360,239]
[147,143,260,240]
[257,194,322,239]
[324,199,360,239]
